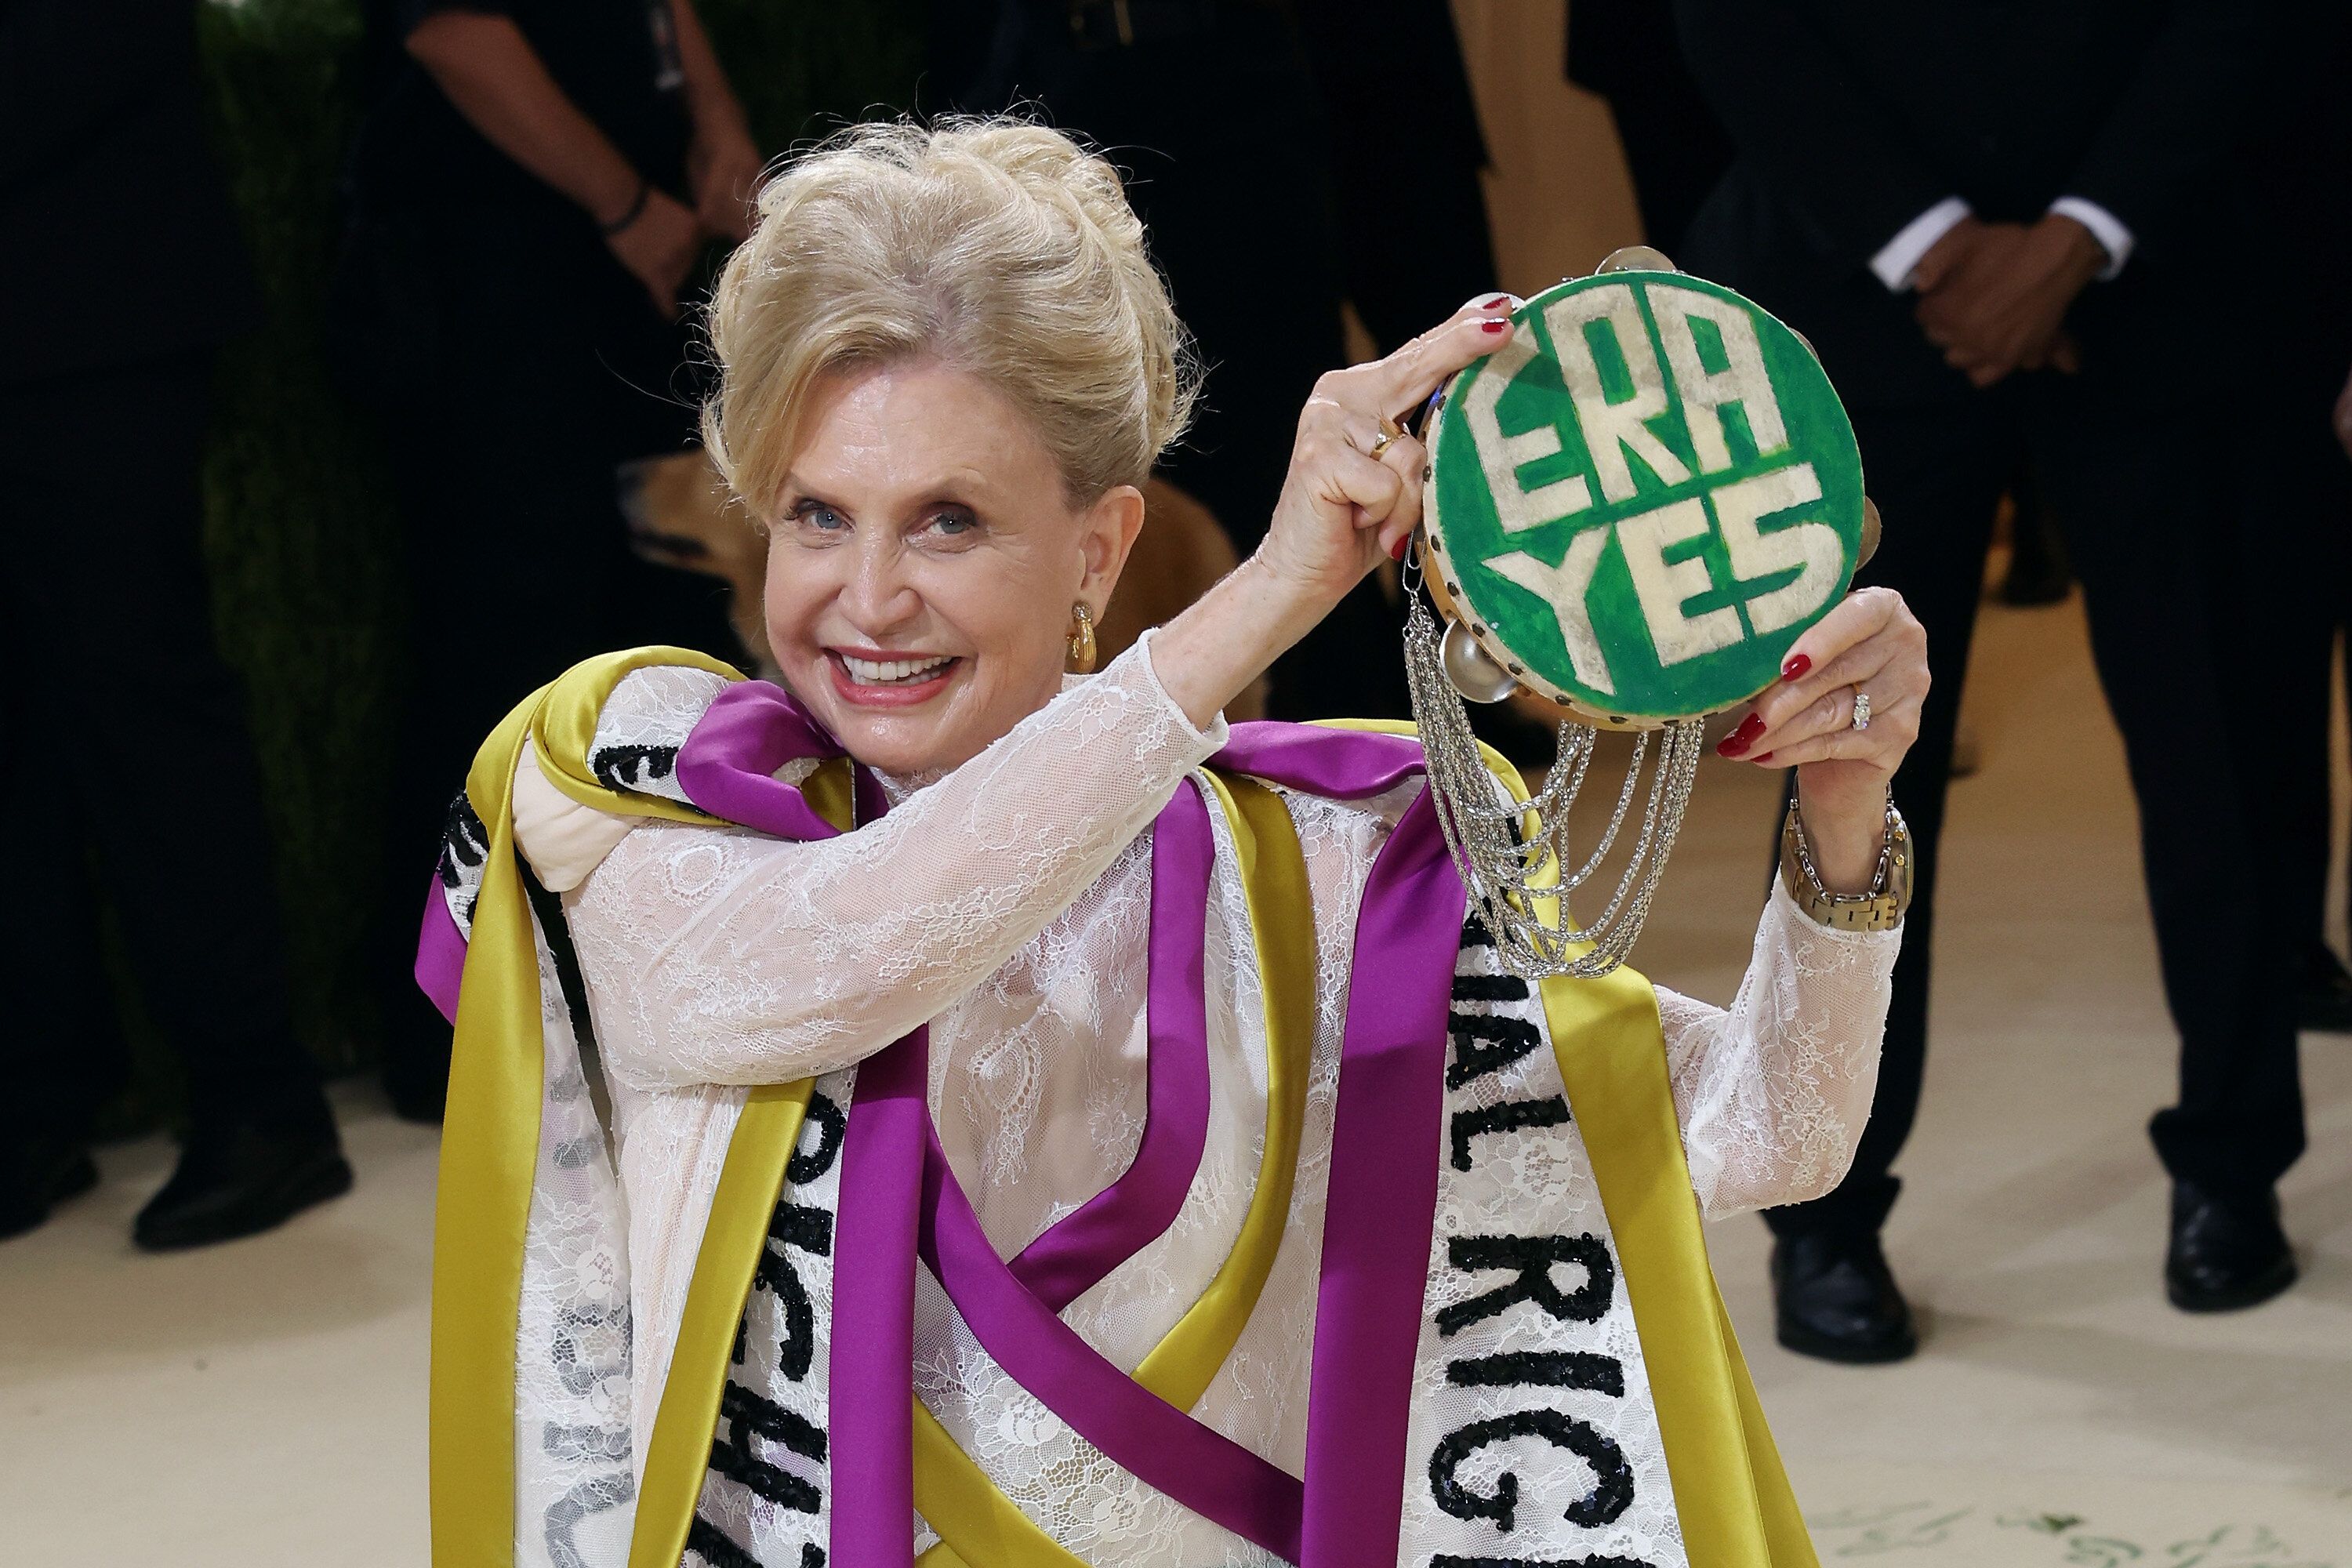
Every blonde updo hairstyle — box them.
[703,118,1200,518]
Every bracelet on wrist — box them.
[1780,789,1913,932]
[601,176,652,237]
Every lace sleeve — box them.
[565,633,1228,1090]
[1659,875,1900,1221]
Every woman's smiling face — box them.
[764,358,1143,779]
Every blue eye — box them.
[792,503,845,531]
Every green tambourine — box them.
[1418,258,1867,728]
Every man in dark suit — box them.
[0,0,350,1247]
[1673,0,2305,1359]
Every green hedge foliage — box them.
[191,0,921,1073]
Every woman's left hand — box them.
[1716,584,1929,891]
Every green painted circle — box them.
[1427,271,1864,720]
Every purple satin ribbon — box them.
[1007,779,1215,1312]
[673,680,1229,1564]
[416,676,1466,1567]
[921,1121,1305,1557]
[1295,787,1465,1567]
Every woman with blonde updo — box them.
[419,119,1927,1568]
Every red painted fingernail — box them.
[1389,533,1410,561]
[1716,734,1750,758]
[1483,295,1509,309]
[1480,318,1509,334]
[1715,712,1766,757]
[1753,752,1774,764]
[1781,653,1811,682]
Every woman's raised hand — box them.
[1150,297,1513,731]
[1719,584,1931,891]
[1252,296,1518,609]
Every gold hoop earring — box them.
[1065,601,1098,674]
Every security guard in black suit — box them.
[1673,0,2307,1355]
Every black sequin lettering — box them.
[437,792,488,886]
[1453,971,1531,1004]
[1448,1012,1544,1090]
[591,743,681,793]
[753,1242,816,1381]
[1437,1233,1614,1337]
[1462,914,1495,949]
[787,1093,846,1185]
[751,1201,835,1381]
[684,1513,759,1568]
[1428,1410,1635,1530]
[1446,1350,1624,1396]
[708,1383,824,1511]
[771,1203,834,1256]
[1450,1095,1571,1171]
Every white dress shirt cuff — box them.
[1870,197,1973,292]
[2048,195,2133,279]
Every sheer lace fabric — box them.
[537,634,1900,1543]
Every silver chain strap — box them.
[1400,565,1702,979]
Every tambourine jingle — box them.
[1425,271,1866,721]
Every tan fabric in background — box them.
[1454,0,1646,293]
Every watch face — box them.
[1425,271,1864,722]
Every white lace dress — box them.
[512,633,1899,1566]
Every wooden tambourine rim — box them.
[1416,275,1864,732]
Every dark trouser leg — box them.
[2026,386,2304,1194]
[2226,354,2351,953]
[1763,399,2010,1240]
[0,355,323,1138]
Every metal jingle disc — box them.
[1441,616,1519,703]
[1595,244,1678,275]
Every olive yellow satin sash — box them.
[431,647,743,1568]
[1327,721,1817,1568]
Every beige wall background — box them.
[1453,0,1646,294]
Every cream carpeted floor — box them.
[2,588,2347,1565]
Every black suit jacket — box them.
[0,0,260,385]
[1671,0,2273,408]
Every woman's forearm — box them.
[1149,557,1327,733]
[405,11,643,224]
[576,638,1224,1088]
[1663,882,1897,1218]
[669,0,750,144]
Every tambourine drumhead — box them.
[1421,270,1865,728]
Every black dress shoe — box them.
[0,1137,100,1242]
[2165,1181,2296,1312]
[2296,944,2352,1034]
[132,1119,354,1251]
[1771,1231,1918,1364]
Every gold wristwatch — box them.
[1779,791,1913,932]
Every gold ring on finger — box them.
[1368,418,1401,462]
[1849,689,1871,731]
